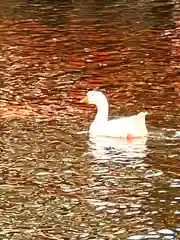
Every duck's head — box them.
[80,91,107,105]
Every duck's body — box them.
[90,112,148,138]
[81,91,148,138]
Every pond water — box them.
[0,0,180,239]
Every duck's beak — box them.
[80,95,89,104]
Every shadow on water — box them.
[0,0,179,239]
[88,135,148,162]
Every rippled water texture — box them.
[0,0,180,239]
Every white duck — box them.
[80,91,148,139]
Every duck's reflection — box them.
[88,136,147,162]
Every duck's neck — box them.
[94,100,109,123]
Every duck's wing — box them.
[96,112,148,138]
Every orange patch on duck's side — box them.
[126,133,133,142]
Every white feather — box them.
[84,91,148,138]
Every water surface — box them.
[0,0,179,239]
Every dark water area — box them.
[0,0,180,239]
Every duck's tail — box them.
[137,111,148,117]
[133,111,148,136]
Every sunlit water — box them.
[0,0,179,239]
